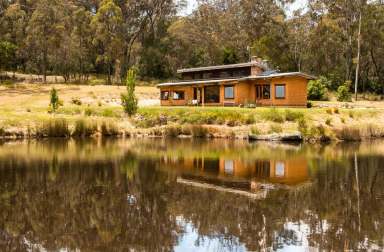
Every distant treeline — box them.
[0,0,383,93]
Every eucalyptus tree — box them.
[91,0,124,84]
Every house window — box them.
[256,85,271,99]
[224,160,234,175]
[161,91,169,100]
[204,86,220,103]
[275,162,285,177]
[275,84,286,99]
[173,91,185,100]
[224,85,234,99]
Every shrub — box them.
[306,101,313,108]
[182,125,208,137]
[325,118,332,126]
[84,106,96,116]
[251,126,261,135]
[49,87,61,112]
[102,108,119,117]
[100,121,119,136]
[335,127,361,141]
[337,81,352,102]
[285,110,304,122]
[307,76,329,100]
[71,97,82,105]
[37,118,70,138]
[88,79,105,86]
[297,117,308,135]
[262,108,285,123]
[269,124,283,133]
[164,125,182,137]
[72,119,98,137]
[121,69,138,116]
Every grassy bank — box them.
[1,84,384,142]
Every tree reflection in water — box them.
[0,139,382,251]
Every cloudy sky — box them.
[181,0,308,16]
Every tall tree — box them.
[91,0,123,84]
[25,0,64,83]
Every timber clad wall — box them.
[160,76,309,107]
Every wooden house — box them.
[157,57,315,107]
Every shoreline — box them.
[1,121,383,143]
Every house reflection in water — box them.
[159,155,309,194]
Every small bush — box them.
[269,124,283,133]
[1,80,15,86]
[337,81,352,102]
[326,108,332,114]
[88,79,105,86]
[307,76,329,100]
[38,118,70,138]
[307,101,313,108]
[84,106,96,116]
[164,125,182,137]
[262,108,285,123]
[100,121,119,136]
[335,127,361,141]
[285,110,304,122]
[244,114,256,124]
[72,119,98,137]
[297,117,308,135]
[102,108,119,117]
[251,126,261,135]
[71,97,82,106]
[182,125,208,137]
[341,118,346,124]
[325,118,332,126]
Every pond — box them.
[0,139,383,251]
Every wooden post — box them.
[201,85,205,107]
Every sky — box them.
[181,0,308,16]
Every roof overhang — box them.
[242,72,316,80]
[177,62,267,74]
[157,78,239,88]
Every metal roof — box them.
[157,72,316,87]
[177,62,267,73]
[243,72,316,80]
[157,78,239,87]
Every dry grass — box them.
[0,83,384,142]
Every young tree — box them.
[50,87,60,112]
[121,69,138,116]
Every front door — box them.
[256,84,271,104]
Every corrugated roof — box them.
[157,78,239,87]
[177,61,267,73]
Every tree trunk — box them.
[354,11,362,101]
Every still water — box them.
[0,139,383,251]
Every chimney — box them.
[251,56,263,63]
[250,56,265,76]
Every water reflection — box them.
[0,139,383,251]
